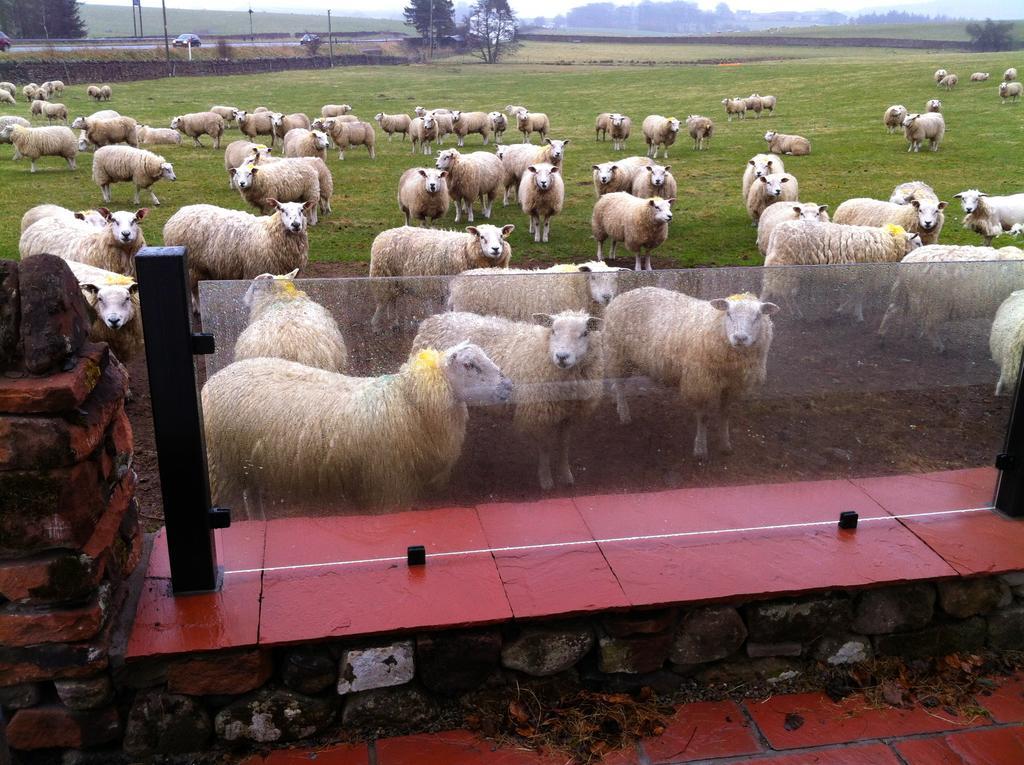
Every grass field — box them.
[2,46,1022,269]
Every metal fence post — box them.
[995,350,1024,518]
[135,247,229,593]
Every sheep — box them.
[642,115,680,159]
[591,156,653,198]
[878,244,1024,352]
[448,260,624,320]
[0,90,14,106]
[488,111,508,144]
[92,145,176,206]
[934,68,948,83]
[741,153,784,202]
[938,73,958,90]
[321,104,352,118]
[505,104,527,117]
[29,99,46,118]
[602,113,630,152]
[516,110,550,143]
[429,110,455,144]
[721,98,747,121]
[954,189,1024,246]
[926,98,942,113]
[414,310,603,490]
[136,125,182,146]
[834,196,946,245]
[884,104,908,133]
[595,112,613,141]
[234,272,347,373]
[498,139,569,206]
[326,119,376,160]
[685,114,713,150]
[0,115,30,143]
[86,85,102,101]
[901,112,945,152]
[63,261,142,365]
[1006,68,1019,82]
[253,152,332,219]
[764,130,811,156]
[971,72,990,82]
[746,172,799,224]
[19,208,148,276]
[233,109,275,148]
[744,94,764,118]
[71,115,138,148]
[756,201,830,256]
[23,84,42,102]
[282,128,330,161]
[1000,82,1023,103]
[20,204,105,233]
[253,106,272,114]
[368,224,514,328]
[397,167,450,226]
[631,163,678,201]
[758,94,777,116]
[202,342,510,510]
[210,105,240,126]
[434,148,503,224]
[99,86,112,101]
[605,288,778,461]
[0,82,15,96]
[271,112,311,141]
[170,111,225,149]
[163,200,314,313]
[518,162,564,243]
[991,290,1024,395]
[0,124,77,172]
[889,180,937,206]
[591,192,674,271]
[374,112,411,141]
[409,114,439,156]
[762,221,922,320]
[230,160,321,224]
[310,115,358,137]
[224,141,272,188]
[450,110,492,146]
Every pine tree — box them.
[5,0,86,39]
[403,0,456,49]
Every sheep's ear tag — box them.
[407,545,426,566]
[191,333,215,355]
[838,511,858,530]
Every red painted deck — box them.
[127,467,1024,659]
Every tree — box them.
[403,0,456,51]
[465,0,520,64]
[966,18,1015,52]
[3,0,85,39]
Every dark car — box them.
[0,32,11,52]
[172,33,201,48]
[299,34,321,46]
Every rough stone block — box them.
[853,584,936,635]
[988,605,1024,650]
[873,617,987,659]
[745,595,852,642]
[6,704,120,750]
[0,584,109,648]
[214,689,337,744]
[341,684,438,729]
[166,648,272,696]
[54,675,113,711]
[18,254,91,375]
[746,642,803,658]
[597,630,673,674]
[501,623,594,677]
[337,641,414,695]
[813,634,873,666]
[937,578,1010,618]
[601,609,676,638]
[580,666,685,695]
[0,343,107,414]
[0,260,19,370]
[416,629,501,696]
[282,646,337,694]
[123,690,211,756]
[670,606,747,665]
[0,683,41,711]
[0,636,109,685]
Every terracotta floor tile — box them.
[148,520,267,579]
[895,726,1024,764]
[476,499,629,618]
[851,468,997,517]
[238,742,369,764]
[641,700,762,763]
[744,692,976,750]
[375,730,562,764]
[978,676,1024,724]
[743,743,903,764]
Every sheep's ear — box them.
[780,177,790,183]
[748,159,755,166]
[527,165,538,173]
[418,168,427,177]
[80,282,99,295]
[710,299,730,311]
[267,198,281,209]
[663,165,670,172]
[562,139,570,145]
[953,192,963,199]
[937,201,947,210]
[549,165,559,174]
[544,138,552,145]
[73,211,86,220]
[586,317,603,332]
[303,199,317,212]
[466,226,479,236]
[532,313,554,328]
[250,166,259,175]
[666,198,676,205]
[97,207,112,220]
[645,165,654,174]
[979,192,990,197]
[818,204,829,213]
[761,302,780,315]
[438,170,447,178]
[648,198,658,207]
[135,209,149,220]
[910,200,920,209]
[759,176,769,184]
[500,224,515,237]
[793,206,803,214]
[578,265,592,273]
[284,268,299,279]
[229,167,238,177]
[128,282,139,295]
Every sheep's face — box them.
[82,282,136,329]
[649,197,674,223]
[270,113,285,129]
[592,162,617,185]
[902,114,919,128]
[444,342,512,405]
[0,125,13,142]
[910,198,946,231]
[927,99,942,112]
[904,233,924,253]
[710,295,779,348]
[311,118,327,132]
[74,210,106,228]
[71,116,86,129]
[466,224,514,261]
[610,113,627,128]
[414,106,427,117]
[527,163,559,191]
[667,118,680,133]
[488,111,505,127]
[646,164,670,188]
[534,311,602,370]
[434,149,459,171]
[417,168,447,194]
[451,110,463,123]
[758,174,790,198]
[953,189,986,214]
[494,145,507,160]
[77,134,90,152]
[793,203,828,222]
[312,130,330,151]
[170,116,182,130]
[579,263,622,306]
[544,139,569,162]
[763,130,777,142]
[422,114,437,131]
[272,200,312,234]
[159,163,176,182]
[231,163,257,189]
[101,208,147,246]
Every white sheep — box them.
[0,116,30,143]
[232,109,274,148]
[901,112,945,152]
[202,343,511,510]
[971,72,990,82]
[73,111,120,153]
[450,110,492,146]
[498,139,569,206]
[741,153,784,201]
[934,68,948,83]
[19,208,148,276]
[210,105,240,126]
[516,110,550,143]
[374,112,411,141]
[223,141,272,188]
[954,189,1024,246]
[746,172,799,223]
[1005,68,1019,82]
[434,148,504,223]
[642,115,680,159]
[136,125,182,146]
[234,272,347,373]
[744,94,764,118]
[0,124,77,172]
[939,73,958,90]
[764,130,810,156]
[282,128,330,161]
[23,84,41,102]
[595,112,613,141]
[605,288,778,460]
[86,85,102,101]
[271,112,311,141]
[721,98,747,121]
[321,104,352,118]
[71,115,138,148]
[324,119,376,160]
[834,196,946,245]
[758,94,777,115]
[429,109,454,144]
[0,81,15,96]
[170,111,225,148]
[38,102,67,124]
[991,290,1024,395]
[1000,82,1023,103]
[99,86,112,101]
[685,114,713,150]
[162,200,314,313]
[397,167,450,226]
[518,162,564,243]
[230,159,321,224]
[20,204,105,233]
[609,113,631,151]
[889,180,937,206]
[883,105,908,133]
[631,163,678,200]
[409,114,439,156]
[63,261,143,365]
[368,224,514,328]
[926,99,942,113]
[414,310,603,490]
[592,156,653,198]
[505,104,527,117]
[756,201,830,256]
[591,192,674,271]
[0,89,17,105]
[92,145,176,206]
[488,111,508,144]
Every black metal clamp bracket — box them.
[192,333,215,355]
[407,545,426,566]
[996,348,1024,518]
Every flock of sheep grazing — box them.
[6,61,1024,511]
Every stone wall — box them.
[0,256,141,757]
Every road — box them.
[11,37,404,53]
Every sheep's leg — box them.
[30,159,36,173]
[542,218,551,243]
[877,303,900,340]
[555,423,574,486]
[534,215,542,243]
[537,437,554,492]
[645,253,653,271]
[693,411,709,461]
[595,239,604,261]
[528,215,535,236]
[483,194,494,219]
[387,132,392,142]
[634,252,642,271]
[718,408,734,455]
[338,149,345,160]
[614,380,631,424]
[67,156,76,170]
[609,240,617,259]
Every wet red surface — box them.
[978,675,1024,724]
[894,727,1024,765]
[375,730,562,764]
[638,700,761,763]
[239,742,369,764]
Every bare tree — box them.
[465,0,521,64]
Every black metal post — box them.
[135,247,228,593]
[995,350,1024,518]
